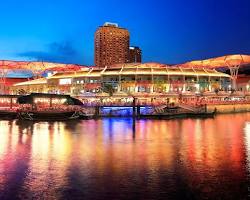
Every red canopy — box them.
[0,60,89,73]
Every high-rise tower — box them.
[94,22,130,68]
[128,46,142,63]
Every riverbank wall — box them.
[207,104,250,114]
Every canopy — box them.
[0,60,89,74]
[176,54,250,69]
[43,64,84,72]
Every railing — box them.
[80,98,250,108]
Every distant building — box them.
[94,22,130,68]
[128,46,142,63]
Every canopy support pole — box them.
[228,65,240,90]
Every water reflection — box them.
[244,122,250,172]
[0,114,250,199]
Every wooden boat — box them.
[16,93,84,121]
[0,95,19,119]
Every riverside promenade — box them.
[0,91,250,119]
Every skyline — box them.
[0,0,250,66]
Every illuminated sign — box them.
[59,78,72,85]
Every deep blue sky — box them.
[0,0,249,66]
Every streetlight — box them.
[246,84,249,92]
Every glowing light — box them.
[59,78,72,85]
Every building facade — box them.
[11,63,231,95]
[128,46,142,63]
[94,23,130,68]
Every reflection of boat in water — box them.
[16,93,85,121]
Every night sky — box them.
[0,0,250,66]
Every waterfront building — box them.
[10,63,231,95]
[178,54,250,90]
[94,22,130,68]
[128,46,142,63]
[2,54,250,96]
[0,60,87,94]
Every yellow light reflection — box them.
[244,122,250,171]
[0,114,249,197]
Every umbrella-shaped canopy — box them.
[0,60,89,77]
[43,64,86,73]
[176,54,250,69]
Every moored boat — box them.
[16,93,84,121]
[0,95,19,119]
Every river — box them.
[0,114,250,199]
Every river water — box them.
[0,114,250,200]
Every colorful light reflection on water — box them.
[0,114,250,199]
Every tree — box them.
[214,88,219,95]
[18,89,26,95]
[103,84,115,96]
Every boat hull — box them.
[0,110,18,120]
[18,111,80,121]
[138,112,215,120]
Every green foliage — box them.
[18,89,26,95]
[103,84,115,96]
